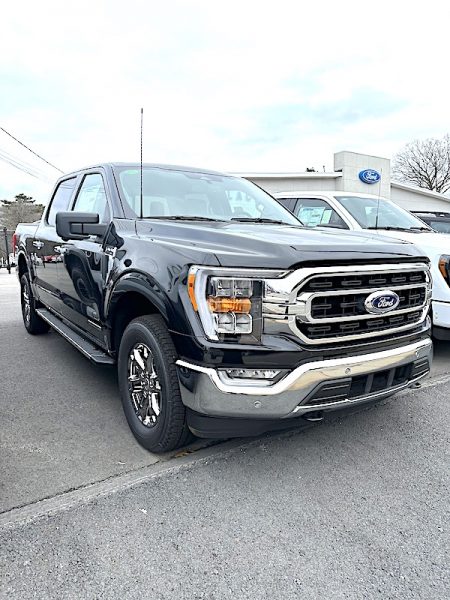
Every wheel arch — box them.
[106,272,176,354]
[17,251,29,280]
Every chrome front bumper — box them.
[176,338,432,419]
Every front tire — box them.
[118,315,191,452]
[20,273,50,335]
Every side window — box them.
[73,173,110,223]
[277,198,296,212]
[294,198,348,229]
[47,178,77,226]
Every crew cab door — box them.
[31,177,78,312]
[57,171,112,342]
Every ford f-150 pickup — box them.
[15,163,433,452]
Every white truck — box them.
[275,191,450,340]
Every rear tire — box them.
[118,314,192,452]
[20,273,50,335]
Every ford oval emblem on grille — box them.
[364,290,400,315]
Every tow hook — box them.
[410,382,422,389]
[302,411,324,423]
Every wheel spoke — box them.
[128,342,162,429]
[150,392,160,416]
[133,348,146,371]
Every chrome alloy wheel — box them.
[127,342,162,427]
[22,284,31,326]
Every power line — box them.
[0,145,50,177]
[0,126,64,174]
[0,148,52,182]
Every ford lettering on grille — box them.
[364,291,400,315]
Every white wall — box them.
[247,176,339,194]
[391,186,450,211]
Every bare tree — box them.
[0,193,45,230]
[392,134,450,194]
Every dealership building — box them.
[239,150,450,212]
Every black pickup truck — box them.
[15,163,433,452]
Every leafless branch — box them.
[393,134,450,193]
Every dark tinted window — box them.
[47,178,77,226]
[428,219,450,233]
[277,198,296,211]
[73,173,110,222]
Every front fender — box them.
[105,270,179,329]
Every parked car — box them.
[411,211,450,234]
[15,165,432,452]
[275,191,450,340]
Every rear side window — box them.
[47,178,77,226]
[277,198,296,212]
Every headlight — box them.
[187,266,285,341]
[438,255,450,286]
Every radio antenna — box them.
[140,107,143,219]
[374,167,382,229]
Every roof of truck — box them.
[64,162,230,177]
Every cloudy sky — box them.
[1,0,449,203]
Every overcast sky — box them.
[1,0,449,203]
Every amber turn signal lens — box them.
[188,272,198,311]
[439,257,449,282]
[207,297,252,314]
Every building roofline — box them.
[234,172,342,179]
[391,180,450,202]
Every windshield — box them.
[115,167,300,225]
[336,195,432,231]
[422,218,450,233]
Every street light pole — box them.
[3,227,11,274]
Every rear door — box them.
[31,177,78,312]
[57,171,112,342]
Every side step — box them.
[36,308,115,365]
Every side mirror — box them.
[56,212,108,241]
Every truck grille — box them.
[298,310,423,341]
[302,270,427,292]
[310,287,426,320]
[292,264,431,345]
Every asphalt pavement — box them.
[1,269,449,599]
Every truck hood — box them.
[374,230,450,255]
[136,221,427,269]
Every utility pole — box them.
[3,227,11,274]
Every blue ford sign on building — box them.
[359,169,381,184]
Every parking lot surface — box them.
[1,376,449,599]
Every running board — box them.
[36,308,115,365]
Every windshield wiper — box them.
[146,215,225,222]
[366,226,419,232]
[230,217,294,225]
